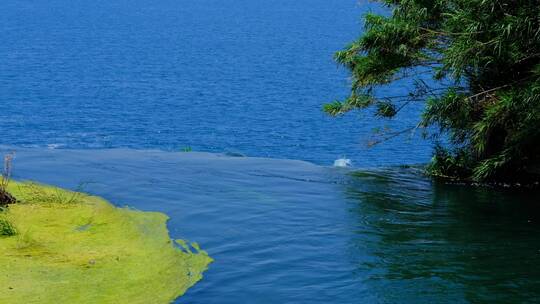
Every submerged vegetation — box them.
[0,181,211,303]
[326,0,540,184]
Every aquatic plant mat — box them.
[0,182,212,303]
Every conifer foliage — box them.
[326,0,540,183]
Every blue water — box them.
[4,148,540,303]
[3,1,540,303]
[0,0,430,166]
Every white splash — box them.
[333,158,352,168]
[47,144,62,150]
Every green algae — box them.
[0,181,212,304]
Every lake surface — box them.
[0,0,429,167]
[2,0,540,303]
[3,147,540,303]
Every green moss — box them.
[0,181,212,303]
[0,218,17,236]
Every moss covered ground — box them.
[0,181,211,303]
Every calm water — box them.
[0,0,429,166]
[3,147,540,303]
[2,0,540,303]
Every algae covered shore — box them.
[0,181,211,304]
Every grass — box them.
[0,181,212,304]
[0,218,16,236]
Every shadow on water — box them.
[345,168,540,303]
[3,147,540,303]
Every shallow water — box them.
[4,147,540,303]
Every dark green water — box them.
[4,148,540,303]
[346,169,540,303]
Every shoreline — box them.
[0,181,211,303]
